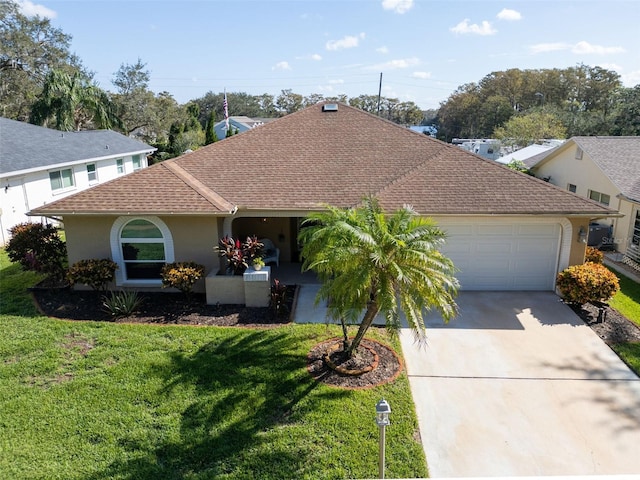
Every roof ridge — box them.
[163,160,236,213]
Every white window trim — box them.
[49,167,76,195]
[110,216,174,287]
[87,163,98,184]
[116,158,125,175]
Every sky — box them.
[17,0,640,110]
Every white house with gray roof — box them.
[0,117,155,244]
[529,136,640,270]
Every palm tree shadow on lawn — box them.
[85,330,350,480]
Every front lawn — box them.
[0,252,427,480]
[609,269,640,327]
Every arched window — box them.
[110,216,174,285]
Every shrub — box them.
[102,290,143,319]
[585,246,604,264]
[556,262,620,305]
[6,222,67,281]
[161,262,205,297]
[67,259,118,291]
[270,279,289,317]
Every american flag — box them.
[223,91,229,131]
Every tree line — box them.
[2,0,638,161]
[435,65,640,145]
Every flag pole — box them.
[223,89,229,132]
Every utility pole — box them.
[376,72,383,116]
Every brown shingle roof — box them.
[31,103,614,217]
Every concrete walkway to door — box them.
[400,291,640,477]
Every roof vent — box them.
[322,103,338,112]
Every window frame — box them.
[132,155,142,171]
[116,158,125,174]
[49,167,75,193]
[588,189,610,206]
[110,216,174,286]
[567,183,577,193]
[86,163,98,184]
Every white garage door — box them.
[439,220,561,291]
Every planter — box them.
[204,267,270,307]
[205,269,245,304]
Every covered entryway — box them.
[437,218,563,290]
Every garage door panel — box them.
[476,241,513,253]
[442,222,560,291]
[477,224,514,235]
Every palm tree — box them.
[30,69,122,131]
[300,196,459,358]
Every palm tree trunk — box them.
[346,301,379,358]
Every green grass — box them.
[607,266,640,377]
[0,252,428,480]
[612,343,640,374]
[0,249,45,317]
[609,269,640,327]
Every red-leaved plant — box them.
[215,235,263,275]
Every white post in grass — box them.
[375,398,391,479]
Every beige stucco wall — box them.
[567,218,589,266]
[64,216,117,265]
[64,214,220,292]
[532,144,627,252]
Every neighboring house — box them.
[497,140,564,165]
[213,116,275,140]
[31,103,615,295]
[527,136,640,270]
[0,117,156,244]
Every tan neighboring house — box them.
[30,103,616,297]
[526,137,640,270]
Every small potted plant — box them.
[252,257,265,271]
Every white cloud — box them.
[326,33,365,51]
[381,0,414,14]
[296,54,323,61]
[17,0,56,18]
[367,57,420,70]
[572,41,625,54]
[599,63,623,72]
[450,19,497,36]
[329,79,344,85]
[530,41,625,55]
[272,61,291,71]
[412,71,432,79]
[496,8,521,21]
[622,70,640,86]
[376,46,389,54]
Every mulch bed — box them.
[568,302,640,345]
[31,286,297,328]
[307,338,403,389]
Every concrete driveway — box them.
[399,291,640,477]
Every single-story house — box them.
[496,140,564,165]
[213,116,275,140]
[1,117,155,244]
[30,103,616,296]
[526,136,640,270]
